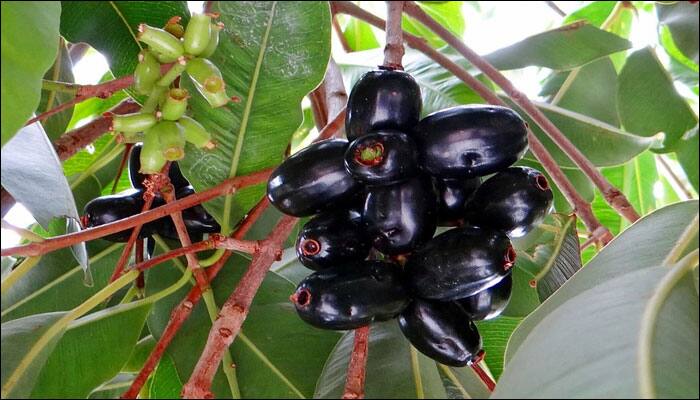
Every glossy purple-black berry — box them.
[296,210,371,271]
[457,273,512,321]
[398,298,482,367]
[466,167,553,237]
[267,139,361,217]
[291,260,410,330]
[346,69,422,141]
[416,105,528,179]
[434,177,481,226]
[83,189,153,242]
[344,130,419,185]
[363,176,437,255]
[129,143,189,191]
[405,225,515,301]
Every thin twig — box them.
[402,1,640,224]
[332,14,353,52]
[657,155,693,199]
[331,1,612,245]
[544,1,566,17]
[342,325,370,399]
[318,106,347,141]
[383,1,405,69]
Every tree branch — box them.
[383,1,405,69]
[331,1,612,244]
[401,1,640,224]
[342,325,370,399]
[0,169,272,257]
[332,14,353,52]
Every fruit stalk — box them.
[401,1,640,224]
[0,169,273,258]
[181,216,298,399]
[331,1,612,245]
[383,1,405,69]
[122,198,269,399]
[342,325,370,399]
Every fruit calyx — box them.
[300,238,321,256]
[504,244,516,270]
[354,141,385,166]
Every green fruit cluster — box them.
[111,13,228,174]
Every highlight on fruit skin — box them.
[457,272,513,321]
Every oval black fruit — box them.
[466,167,553,237]
[434,177,481,226]
[83,189,152,242]
[267,139,361,217]
[363,176,437,255]
[149,185,220,241]
[344,130,419,185]
[291,261,410,330]
[346,69,422,141]
[405,225,515,301]
[457,273,512,321]
[398,298,482,367]
[296,210,371,271]
[129,143,189,191]
[416,105,528,179]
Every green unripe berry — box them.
[186,58,229,108]
[183,14,212,56]
[141,126,167,174]
[111,112,157,133]
[179,115,215,149]
[161,88,189,121]
[133,50,161,95]
[116,131,145,144]
[157,57,187,87]
[199,22,224,58]
[153,121,186,161]
[137,24,184,62]
[164,16,185,38]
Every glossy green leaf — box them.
[178,2,331,232]
[403,1,465,48]
[676,125,699,193]
[505,200,699,365]
[1,312,66,398]
[341,13,380,52]
[146,355,182,399]
[88,374,134,399]
[59,1,189,79]
[122,335,156,373]
[1,1,61,147]
[495,264,698,398]
[657,2,699,64]
[38,40,75,141]
[617,47,698,152]
[563,1,615,27]
[484,22,631,71]
[475,317,521,381]
[146,249,340,398]
[31,301,152,398]
[660,25,699,90]
[501,267,540,318]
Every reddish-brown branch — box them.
[1,188,15,219]
[111,143,133,194]
[332,14,353,52]
[1,169,272,257]
[342,325,370,399]
[331,1,612,245]
[318,107,347,141]
[135,239,145,295]
[383,1,405,69]
[121,198,270,399]
[471,361,496,392]
[402,1,640,224]
[324,58,348,123]
[181,216,298,399]
[54,99,141,161]
[309,89,329,130]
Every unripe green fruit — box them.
[137,24,184,62]
[111,112,157,133]
[157,58,187,87]
[140,126,167,174]
[199,22,224,58]
[186,58,229,108]
[117,131,145,144]
[161,88,189,121]
[179,115,214,149]
[153,121,186,161]
[133,50,161,95]
[183,14,212,56]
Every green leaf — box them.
[501,267,540,318]
[494,264,698,398]
[676,125,699,193]
[31,301,152,398]
[1,257,15,280]
[484,22,631,71]
[146,355,182,399]
[122,335,156,373]
[314,321,448,398]
[341,13,380,52]
[617,47,698,152]
[88,374,134,399]
[66,71,128,131]
[59,1,189,79]
[38,39,75,141]
[505,200,699,366]
[657,2,699,64]
[402,1,465,48]
[475,317,521,381]
[178,2,331,232]
[1,1,61,147]
[564,1,615,27]
[660,25,699,90]
[146,250,340,398]
[1,312,67,398]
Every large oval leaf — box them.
[505,200,699,364]
[1,1,61,147]
[178,2,331,232]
